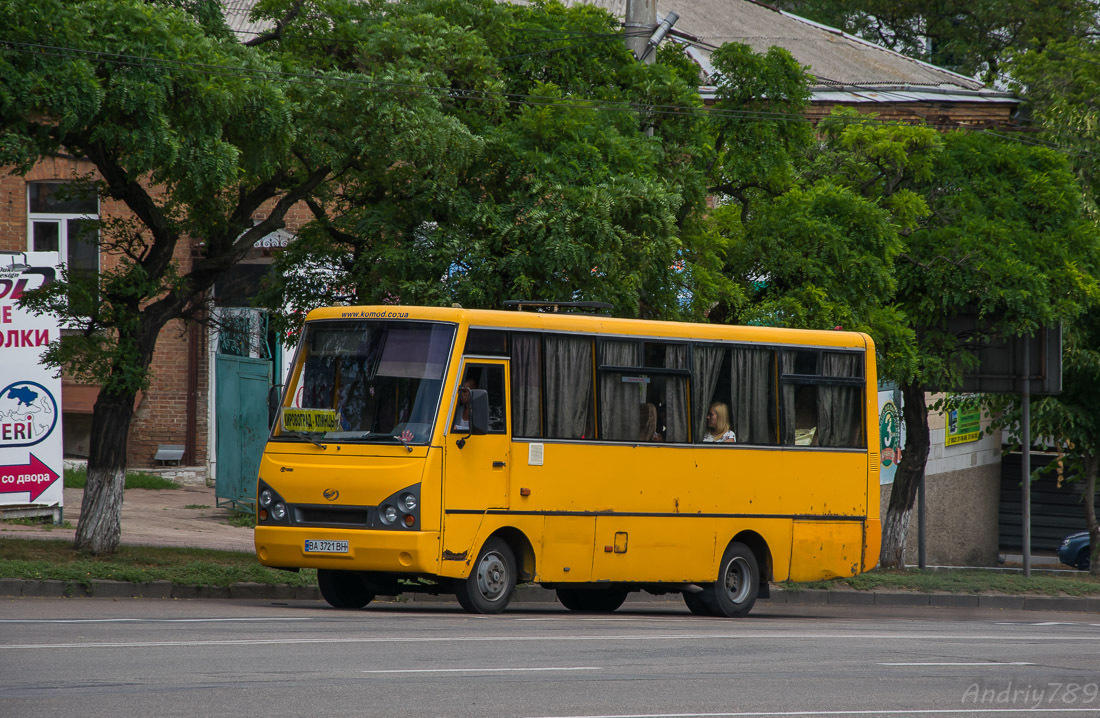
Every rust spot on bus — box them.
[442,550,468,561]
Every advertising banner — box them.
[945,402,982,446]
[878,389,903,485]
[0,253,63,512]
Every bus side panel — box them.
[590,516,717,582]
[420,446,444,533]
[436,512,485,579]
[537,516,596,582]
[788,520,863,581]
[862,517,882,572]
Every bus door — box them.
[443,359,511,521]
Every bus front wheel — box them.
[455,537,516,614]
[704,542,759,617]
[556,587,628,613]
[317,569,375,609]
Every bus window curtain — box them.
[544,335,593,439]
[664,345,689,443]
[819,353,863,447]
[781,352,797,445]
[692,344,724,442]
[599,340,643,441]
[730,347,773,445]
[510,334,541,437]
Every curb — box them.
[2,580,1099,613]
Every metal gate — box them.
[215,309,275,514]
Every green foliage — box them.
[1010,37,1100,215]
[257,0,714,329]
[900,130,1100,388]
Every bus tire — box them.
[317,569,375,609]
[704,542,759,618]
[455,537,516,614]
[556,587,628,613]
[682,591,713,616]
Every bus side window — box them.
[459,364,507,434]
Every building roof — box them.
[547,0,1016,106]
[221,0,268,39]
[219,0,1017,107]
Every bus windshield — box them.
[277,320,455,446]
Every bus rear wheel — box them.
[556,587,628,613]
[317,569,375,609]
[682,591,713,616]
[703,542,759,617]
[455,537,516,614]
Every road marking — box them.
[525,710,1100,717]
[362,667,601,674]
[879,662,1035,666]
[6,632,1100,650]
[0,618,312,624]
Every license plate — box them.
[304,539,349,554]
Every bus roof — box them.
[303,305,871,350]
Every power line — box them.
[2,37,1096,159]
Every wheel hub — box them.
[477,552,507,600]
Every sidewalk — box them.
[0,483,254,553]
[1,482,1097,613]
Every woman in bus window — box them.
[703,402,736,443]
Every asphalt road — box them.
[2,599,1100,718]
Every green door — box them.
[215,353,272,513]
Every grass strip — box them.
[0,537,316,587]
[64,468,180,491]
[785,568,1100,596]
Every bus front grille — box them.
[294,506,370,527]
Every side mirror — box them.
[267,385,282,429]
[468,389,489,435]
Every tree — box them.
[771,0,1098,85]
[877,130,1100,567]
[722,102,1100,567]
[2,0,464,553]
[255,0,714,329]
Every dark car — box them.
[1058,531,1092,571]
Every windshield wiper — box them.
[282,431,326,448]
[393,433,413,453]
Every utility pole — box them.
[625,0,657,64]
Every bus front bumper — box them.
[255,526,441,574]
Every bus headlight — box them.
[380,505,398,525]
[401,493,417,511]
[271,502,287,521]
[259,489,274,508]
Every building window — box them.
[28,182,99,272]
[28,182,100,314]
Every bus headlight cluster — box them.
[256,480,290,524]
[374,484,420,530]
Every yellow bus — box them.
[255,304,880,617]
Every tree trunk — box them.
[1084,455,1099,577]
[879,380,931,569]
[73,388,139,554]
